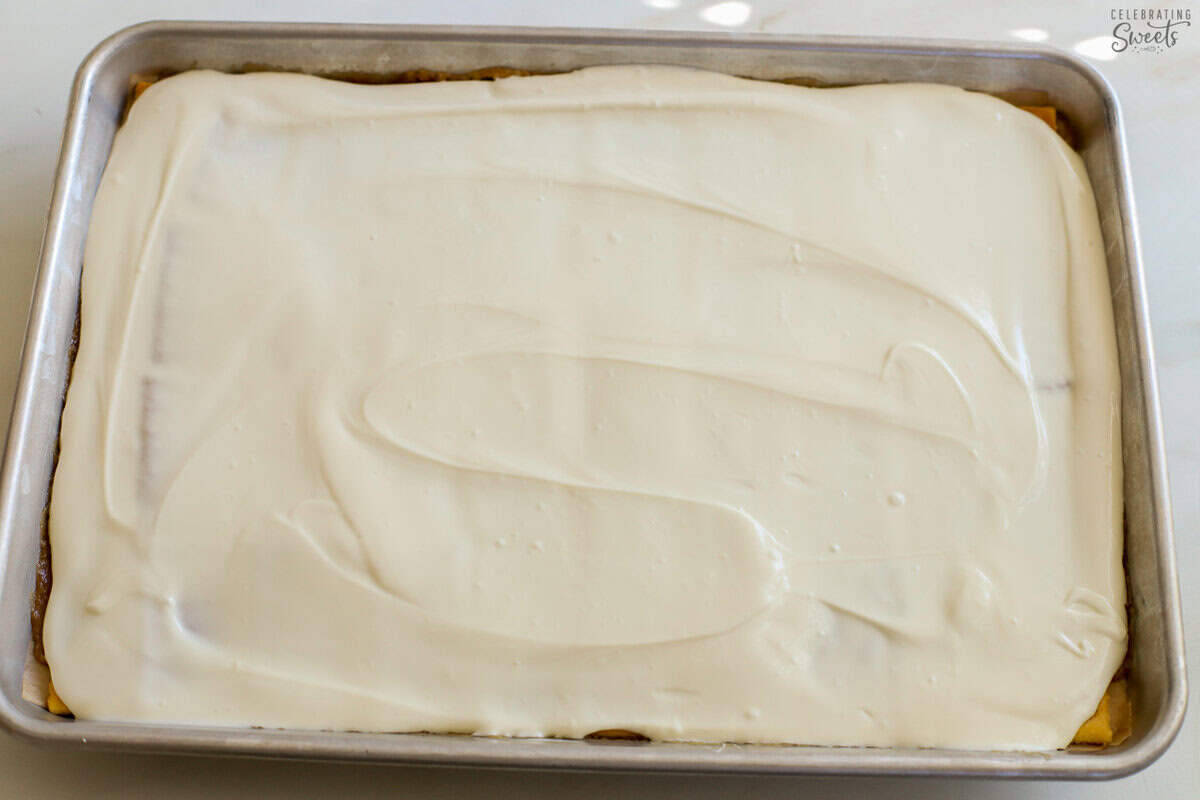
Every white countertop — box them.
[0,1,1193,797]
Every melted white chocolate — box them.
[45,66,1125,749]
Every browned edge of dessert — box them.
[29,67,1127,746]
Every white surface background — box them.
[0,1,1194,797]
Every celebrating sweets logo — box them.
[1110,7,1192,53]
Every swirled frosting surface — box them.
[46,66,1124,749]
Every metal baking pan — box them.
[0,21,1186,778]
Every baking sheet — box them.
[0,22,1185,778]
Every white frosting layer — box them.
[46,66,1125,749]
